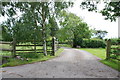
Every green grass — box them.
[111,45,119,48]
[0,43,52,56]
[2,48,64,67]
[59,44,72,48]
[80,48,120,71]
[100,59,120,71]
[0,44,11,49]
[0,51,11,56]
[80,48,106,59]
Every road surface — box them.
[2,47,119,78]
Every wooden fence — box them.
[0,37,59,57]
[106,39,120,61]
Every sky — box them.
[0,0,118,39]
[68,0,118,39]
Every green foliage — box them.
[48,16,59,37]
[73,37,83,47]
[1,23,13,41]
[110,38,120,45]
[80,1,120,22]
[100,2,120,21]
[81,39,106,48]
[1,2,73,42]
[92,29,108,39]
[57,11,91,47]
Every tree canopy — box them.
[1,1,73,55]
[1,2,73,41]
[57,11,91,47]
[92,29,108,39]
[80,0,120,22]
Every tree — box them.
[80,1,120,22]
[57,11,91,47]
[92,29,108,39]
[49,16,59,37]
[1,1,73,55]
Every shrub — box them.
[81,39,106,48]
[73,37,83,47]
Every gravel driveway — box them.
[2,47,119,78]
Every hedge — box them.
[81,39,106,48]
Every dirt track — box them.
[2,47,119,78]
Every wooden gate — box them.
[0,37,59,57]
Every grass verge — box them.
[1,48,64,67]
[80,48,120,71]
[100,59,120,71]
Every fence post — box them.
[34,40,36,53]
[56,39,59,50]
[106,39,111,60]
[12,38,16,57]
[52,37,55,56]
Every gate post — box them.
[106,39,111,60]
[52,37,55,56]
[12,38,16,57]
[56,38,59,50]
[34,40,36,53]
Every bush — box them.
[81,39,106,48]
[73,37,83,47]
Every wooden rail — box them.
[106,39,120,61]
[16,49,35,51]
[16,45,43,46]
[0,48,13,51]
[111,48,120,50]
[0,41,12,44]
[112,53,120,55]
[17,52,43,53]
[1,37,59,57]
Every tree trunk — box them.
[43,39,47,56]
[73,38,77,48]
[42,5,47,56]
[73,33,77,48]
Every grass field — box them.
[80,48,120,71]
[1,48,64,67]
[0,43,52,56]
[80,48,106,59]
[0,43,63,67]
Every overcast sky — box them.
[68,0,118,39]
